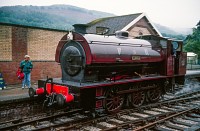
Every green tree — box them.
[184,21,200,59]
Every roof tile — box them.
[86,13,142,34]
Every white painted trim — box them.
[121,13,162,36]
[121,13,145,31]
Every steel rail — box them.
[0,109,82,130]
[56,94,200,131]
[133,107,198,131]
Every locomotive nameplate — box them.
[132,56,141,60]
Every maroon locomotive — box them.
[29,24,187,115]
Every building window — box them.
[139,30,143,35]
[96,27,109,35]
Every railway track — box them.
[162,78,200,101]
[136,108,200,131]
[64,94,200,131]
[0,78,199,130]
[0,109,85,130]
[0,79,198,122]
[0,98,43,123]
[0,91,200,130]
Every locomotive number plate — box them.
[132,56,141,60]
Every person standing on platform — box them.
[20,55,33,89]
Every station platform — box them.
[0,85,30,105]
[0,70,200,104]
[186,70,200,78]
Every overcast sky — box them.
[0,0,199,28]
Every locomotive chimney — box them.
[73,24,88,34]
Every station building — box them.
[0,13,161,84]
[187,52,198,64]
[0,23,67,84]
[86,13,162,37]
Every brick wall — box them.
[30,62,62,83]
[0,61,61,84]
[0,25,12,61]
[27,29,66,61]
[12,26,28,61]
[0,23,67,84]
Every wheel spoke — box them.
[107,100,113,106]
[106,98,113,101]
[107,104,113,110]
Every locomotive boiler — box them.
[58,30,164,83]
[29,24,187,115]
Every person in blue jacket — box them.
[20,55,33,89]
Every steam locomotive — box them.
[29,24,187,115]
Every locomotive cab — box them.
[136,35,186,84]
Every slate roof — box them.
[86,13,142,34]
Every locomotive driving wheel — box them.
[147,84,161,102]
[129,91,145,107]
[128,84,145,107]
[104,87,124,114]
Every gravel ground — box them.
[175,78,200,95]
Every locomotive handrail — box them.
[59,40,84,42]
[90,41,152,48]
